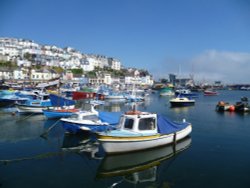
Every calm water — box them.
[0,90,250,188]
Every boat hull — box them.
[98,125,192,154]
[16,104,52,113]
[60,120,113,134]
[43,109,77,119]
[97,137,191,178]
[170,101,195,107]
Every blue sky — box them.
[1,0,250,83]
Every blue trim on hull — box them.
[43,110,73,119]
[61,121,116,134]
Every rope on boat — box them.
[0,152,62,165]
[40,119,61,138]
[16,113,35,122]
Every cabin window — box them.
[138,118,155,130]
[82,115,99,121]
[124,118,134,129]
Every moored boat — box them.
[43,108,79,119]
[175,89,198,98]
[96,110,192,154]
[216,101,235,112]
[60,109,122,134]
[96,136,191,178]
[204,90,218,96]
[169,96,195,107]
[15,93,52,114]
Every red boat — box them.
[72,92,105,100]
[204,90,218,96]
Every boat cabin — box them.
[118,112,158,134]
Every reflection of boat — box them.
[169,96,195,107]
[61,133,100,159]
[0,115,44,143]
[96,137,191,179]
[97,109,192,154]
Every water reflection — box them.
[0,113,45,143]
[61,133,101,159]
[170,106,195,113]
[96,137,191,186]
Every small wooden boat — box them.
[97,110,192,154]
[169,96,195,107]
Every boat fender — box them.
[229,105,235,112]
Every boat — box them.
[234,101,250,112]
[42,94,78,119]
[204,90,218,96]
[169,96,195,107]
[96,110,192,154]
[96,137,191,179]
[15,93,52,114]
[216,97,249,113]
[60,108,122,134]
[175,89,198,98]
[159,87,174,96]
[0,90,35,107]
[216,101,235,112]
[43,108,79,119]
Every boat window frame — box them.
[138,117,156,131]
[123,118,134,130]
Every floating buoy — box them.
[229,105,235,112]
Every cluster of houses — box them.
[0,37,154,86]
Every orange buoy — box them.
[229,105,235,112]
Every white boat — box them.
[60,105,122,133]
[97,137,191,179]
[97,110,192,154]
[169,96,195,107]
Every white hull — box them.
[99,125,192,154]
[16,104,51,113]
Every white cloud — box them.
[191,50,250,84]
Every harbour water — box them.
[0,90,250,188]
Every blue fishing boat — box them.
[42,94,77,119]
[175,89,198,98]
[60,110,122,134]
[15,93,52,113]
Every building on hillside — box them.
[30,69,59,81]
[108,58,121,70]
[0,69,13,80]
